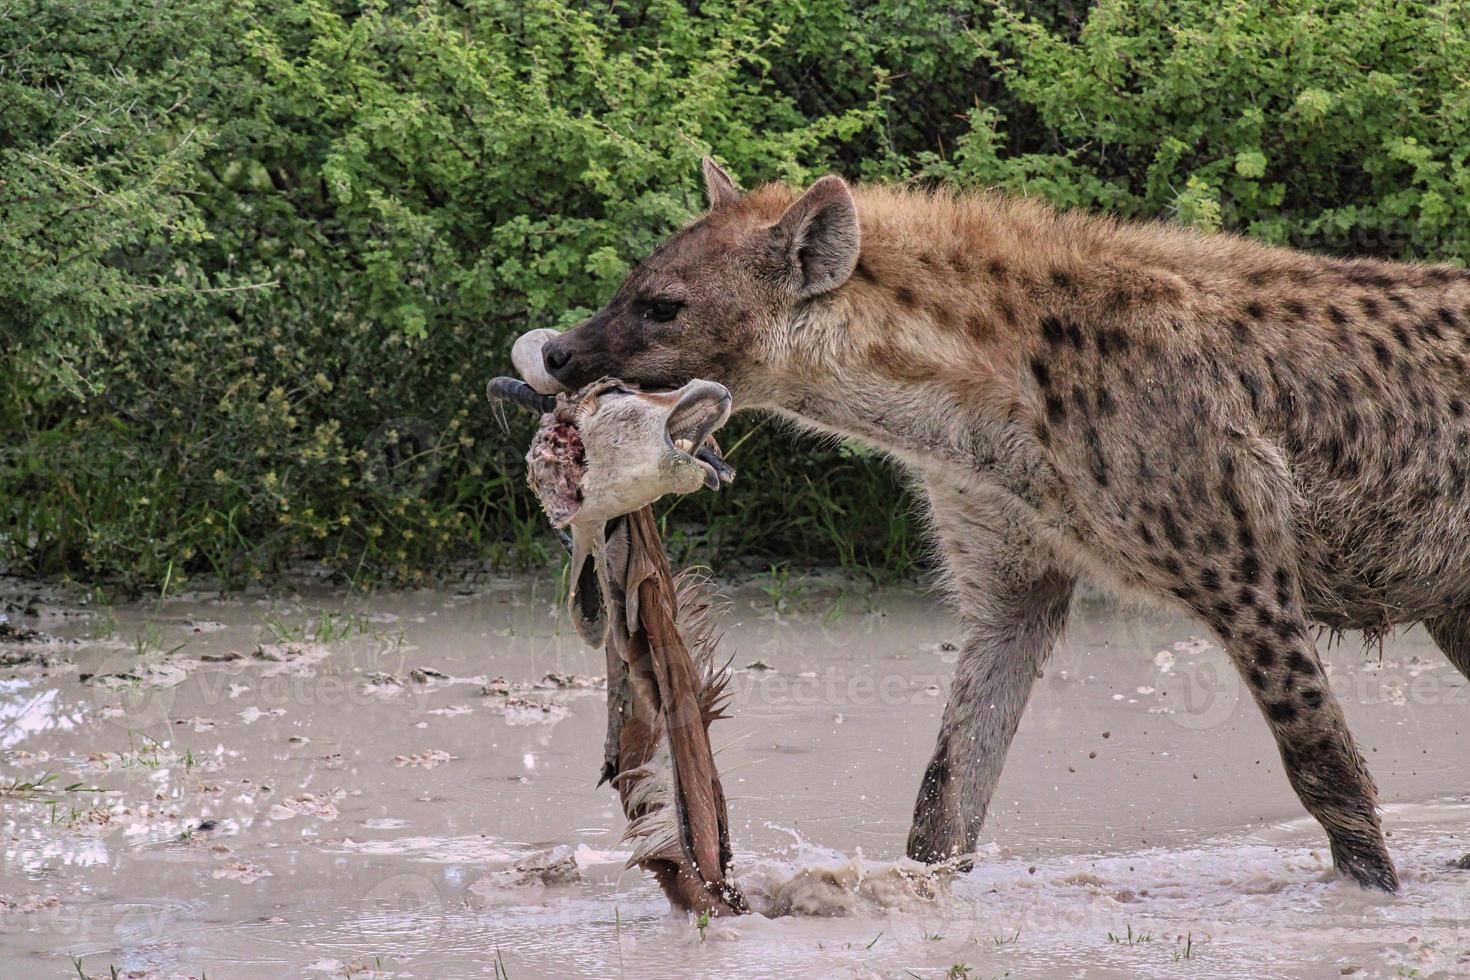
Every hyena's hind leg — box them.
[1424,609,1470,682]
[1153,453,1396,891]
[907,497,1075,864]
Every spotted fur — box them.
[541,160,1470,892]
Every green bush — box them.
[4,0,1468,590]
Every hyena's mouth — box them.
[663,381,733,491]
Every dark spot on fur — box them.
[1284,650,1316,676]
[965,312,994,340]
[1347,270,1395,289]
[996,297,1017,327]
[1284,299,1309,320]
[1050,268,1074,291]
[987,259,1008,280]
[1299,686,1325,710]
[853,260,876,283]
[1249,667,1268,690]
[1045,394,1067,424]
[1245,301,1267,321]
[1327,305,1348,326]
[894,286,918,308]
[1161,511,1186,550]
[1230,320,1251,343]
[1095,328,1128,356]
[1237,552,1261,585]
[1137,521,1156,548]
[1391,323,1413,350]
[1041,316,1066,346]
[1371,338,1392,367]
[1274,569,1293,607]
[1096,387,1117,417]
[1200,568,1222,593]
[1389,292,1414,313]
[1359,295,1382,318]
[1086,426,1108,485]
[1267,700,1298,724]
[1030,358,1051,388]
[1238,370,1263,413]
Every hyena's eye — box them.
[643,299,682,323]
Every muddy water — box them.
[0,572,1467,979]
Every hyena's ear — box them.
[701,156,741,210]
[772,175,860,299]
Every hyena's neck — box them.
[751,191,1127,478]
[747,187,1216,482]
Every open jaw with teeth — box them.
[487,372,746,916]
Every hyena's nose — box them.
[543,342,571,376]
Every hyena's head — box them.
[540,158,860,403]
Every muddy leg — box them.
[1424,609,1470,682]
[1208,595,1396,890]
[1165,450,1397,891]
[906,505,1074,864]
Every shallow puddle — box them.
[0,573,1466,978]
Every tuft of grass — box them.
[1108,923,1152,946]
[130,623,186,659]
[262,610,397,646]
[0,771,106,802]
[757,562,808,615]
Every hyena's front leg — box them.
[907,506,1074,864]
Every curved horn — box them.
[486,376,556,414]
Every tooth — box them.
[674,438,694,453]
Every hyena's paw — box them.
[1331,837,1399,892]
[905,826,964,866]
[906,753,965,864]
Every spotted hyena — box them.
[540,157,1470,891]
